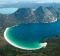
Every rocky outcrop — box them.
[12,8,35,23]
[12,6,58,23]
[47,7,60,19]
[34,6,57,23]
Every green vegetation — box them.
[0,6,60,56]
[0,32,60,56]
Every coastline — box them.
[4,27,47,50]
[41,18,57,23]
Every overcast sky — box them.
[0,0,60,4]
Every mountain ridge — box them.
[12,6,57,23]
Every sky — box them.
[0,0,60,4]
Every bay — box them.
[4,20,60,50]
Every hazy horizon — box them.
[0,0,60,4]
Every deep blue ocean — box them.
[5,20,60,50]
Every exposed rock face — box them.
[34,6,57,23]
[47,7,60,19]
[13,8,32,19]
[12,6,57,23]
[12,8,35,23]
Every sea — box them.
[4,19,60,50]
[0,8,18,14]
[2,8,60,50]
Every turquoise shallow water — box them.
[4,20,60,50]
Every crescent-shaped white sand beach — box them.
[4,27,47,50]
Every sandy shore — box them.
[4,27,47,50]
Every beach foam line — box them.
[40,42,47,48]
[4,27,47,50]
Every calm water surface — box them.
[0,8,18,14]
[5,20,60,50]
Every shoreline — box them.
[41,18,57,23]
[4,27,47,50]
[9,18,58,28]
